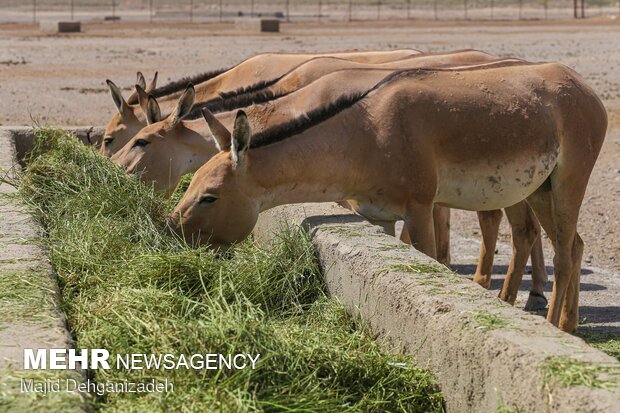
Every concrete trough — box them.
[1,126,619,412]
[254,203,620,413]
[235,18,280,33]
[39,20,81,34]
[0,127,92,411]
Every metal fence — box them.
[1,0,619,24]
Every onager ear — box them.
[145,71,158,93]
[106,79,130,117]
[231,110,251,168]
[168,84,195,126]
[127,71,146,103]
[146,96,161,125]
[135,85,161,124]
[201,108,231,151]
[135,84,149,116]
[136,71,147,90]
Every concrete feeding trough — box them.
[39,20,81,34]
[235,18,280,33]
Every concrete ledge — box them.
[5,126,105,162]
[39,20,81,34]
[235,18,280,32]
[0,127,86,410]
[254,203,620,413]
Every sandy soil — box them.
[0,19,618,332]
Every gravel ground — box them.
[0,18,618,333]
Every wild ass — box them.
[167,64,607,332]
[102,49,420,157]
[114,58,549,310]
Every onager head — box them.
[111,85,212,195]
[101,72,158,157]
[167,110,258,248]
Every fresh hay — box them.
[13,127,445,412]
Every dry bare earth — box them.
[0,19,618,335]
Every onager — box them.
[167,64,607,332]
[101,49,420,157]
[116,57,549,310]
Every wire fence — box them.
[1,0,619,24]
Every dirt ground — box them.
[0,18,618,333]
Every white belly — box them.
[435,149,559,211]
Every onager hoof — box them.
[524,291,548,311]
[473,274,492,290]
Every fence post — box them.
[574,0,578,18]
[348,0,353,21]
[581,0,585,18]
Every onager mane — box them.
[126,67,230,105]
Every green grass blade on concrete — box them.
[16,128,445,412]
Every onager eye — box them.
[103,136,114,146]
[133,139,150,148]
[199,196,218,205]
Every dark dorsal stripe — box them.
[184,88,290,120]
[217,77,283,101]
[127,67,230,105]
[248,68,429,149]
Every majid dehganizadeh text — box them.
[20,348,260,396]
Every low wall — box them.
[0,127,90,411]
[254,203,620,413]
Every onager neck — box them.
[247,109,369,211]
[175,122,220,176]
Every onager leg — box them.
[560,233,584,332]
[404,201,437,260]
[473,209,503,289]
[527,178,585,332]
[499,202,540,305]
[433,205,451,266]
[524,219,548,311]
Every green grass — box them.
[539,356,620,389]
[576,330,620,362]
[0,370,85,413]
[9,127,444,412]
[385,262,449,275]
[468,310,513,332]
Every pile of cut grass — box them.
[15,128,444,412]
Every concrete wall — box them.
[0,127,86,411]
[254,203,620,413]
